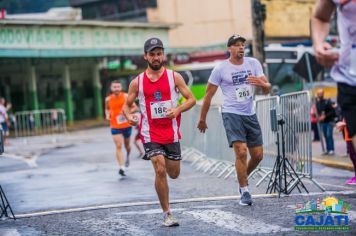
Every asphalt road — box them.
[0,127,355,235]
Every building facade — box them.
[0,20,169,122]
[70,0,254,48]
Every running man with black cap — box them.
[198,34,271,206]
[123,37,196,227]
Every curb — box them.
[312,157,354,171]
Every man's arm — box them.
[165,72,196,119]
[247,75,271,95]
[105,97,110,120]
[125,93,138,113]
[197,83,218,133]
[123,77,139,125]
[311,0,338,67]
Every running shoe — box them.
[163,212,179,227]
[118,169,126,176]
[345,177,356,185]
[239,191,253,206]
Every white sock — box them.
[240,186,249,194]
[119,166,125,171]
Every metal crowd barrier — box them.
[252,91,323,191]
[181,105,236,179]
[249,96,279,186]
[181,91,324,191]
[14,109,67,137]
[279,91,324,190]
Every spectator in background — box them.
[0,97,10,144]
[271,85,280,96]
[316,89,336,155]
[336,119,356,185]
[311,103,320,141]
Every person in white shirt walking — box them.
[197,35,271,206]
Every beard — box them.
[147,61,164,71]
[234,52,244,60]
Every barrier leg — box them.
[209,162,224,175]
[224,167,236,179]
[203,160,219,173]
[308,177,326,192]
[256,171,273,187]
[217,164,233,178]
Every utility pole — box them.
[251,0,266,64]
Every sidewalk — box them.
[312,131,354,171]
[66,119,107,132]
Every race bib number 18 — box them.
[350,43,356,76]
[150,100,172,119]
[236,84,252,102]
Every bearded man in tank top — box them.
[123,37,196,227]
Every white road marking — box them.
[2,152,38,168]
[288,190,356,197]
[317,181,355,190]
[0,229,21,236]
[15,193,277,218]
[14,191,354,219]
[192,204,226,209]
[185,209,290,234]
[115,208,186,216]
[114,205,227,216]
[347,210,356,221]
[82,216,151,236]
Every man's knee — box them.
[154,161,167,178]
[253,152,263,162]
[115,144,122,150]
[167,169,180,179]
[115,144,122,151]
[233,143,248,159]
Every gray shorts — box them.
[222,112,263,148]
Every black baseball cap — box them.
[144,37,164,52]
[227,34,246,47]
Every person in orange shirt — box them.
[105,80,135,176]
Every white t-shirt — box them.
[331,0,356,86]
[208,58,264,115]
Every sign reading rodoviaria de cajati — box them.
[0,26,167,50]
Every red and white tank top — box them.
[138,69,181,144]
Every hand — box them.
[246,76,266,88]
[165,108,181,119]
[314,42,339,67]
[318,114,325,122]
[128,114,139,126]
[105,114,110,121]
[197,119,208,133]
[336,121,346,132]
